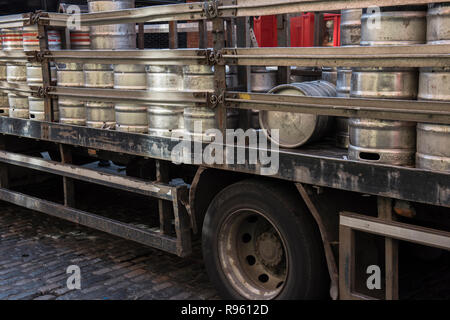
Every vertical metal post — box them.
[37,24,53,122]
[212,18,227,133]
[314,12,325,47]
[339,223,355,300]
[198,20,208,48]
[377,197,399,300]
[277,14,290,84]
[168,21,178,49]
[59,144,75,207]
[138,23,145,49]
[156,160,172,235]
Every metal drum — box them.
[250,67,277,93]
[70,26,91,49]
[340,9,362,46]
[146,65,184,136]
[349,68,418,165]
[84,63,115,128]
[349,8,425,165]
[360,8,426,46]
[416,124,450,172]
[114,64,147,133]
[335,68,353,148]
[426,3,450,44]
[321,67,337,85]
[56,63,86,125]
[2,27,27,118]
[23,26,61,51]
[148,104,185,137]
[146,65,182,91]
[184,106,217,140]
[349,119,416,165]
[250,67,277,129]
[183,65,214,91]
[416,67,450,172]
[88,0,136,50]
[259,81,336,148]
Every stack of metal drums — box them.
[335,9,362,148]
[146,65,184,137]
[250,66,277,129]
[2,28,27,118]
[182,65,215,139]
[259,81,336,148]
[23,26,61,120]
[349,7,426,166]
[86,0,136,129]
[56,19,91,125]
[416,3,450,172]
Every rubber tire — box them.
[202,179,329,300]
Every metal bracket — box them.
[203,0,219,19]
[207,49,224,65]
[207,92,224,109]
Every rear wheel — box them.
[202,179,329,300]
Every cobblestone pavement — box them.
[0,201,219,300]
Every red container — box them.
[323,13,341,46]
[290,13,315,47]
[253,15,278,47]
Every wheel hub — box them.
[256,232,283,267]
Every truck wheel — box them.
[202,179,328,300]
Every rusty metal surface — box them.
[0,118,448,208]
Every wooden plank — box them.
[156,160,173,235]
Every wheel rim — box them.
[217,209,288,300]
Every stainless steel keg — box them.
[349,68,418,165]
[84,63,115,128]
[114,64,147,133]
[351,67,419,99]
[360,9,426,45]
[321,67,337,85]
[146,65,184,136]
[335,68,353,148]
[426,3,450,44]
[416,124,450,172]
[148,104,185,137]
[348,119,416,165]
[146,65,182,91]
[259,81,336,148]
[250,67,278,130]
[56,63,86,126]
[87,0,136,50]
[340,9,362,46]
[250,67,277,93]
[416,67,450,172]
[70,26,91,49]
[183,65,214,92]
[184,106,217,140]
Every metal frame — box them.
[0,0,449,300]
